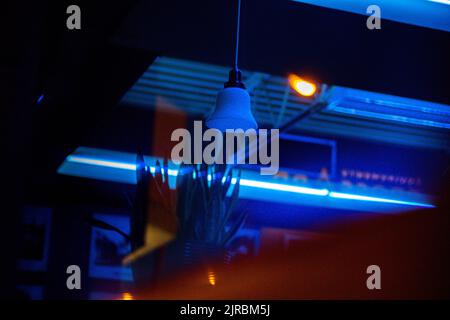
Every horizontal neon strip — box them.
[429,0,450,5]
[239,179,329,196]
[65,155,434,208]
[67,155,137,171]
[329,192,435,208]
[67,155,179,176]
[330,106,450,129]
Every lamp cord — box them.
[234,0,242,70]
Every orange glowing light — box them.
[208,271,216,286]
[121,292,134,300]
[288,74,317,97]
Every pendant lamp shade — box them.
[206,0,257,132]
[206,86,257,132]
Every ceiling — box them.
[122,56,450,150]
[292,0,450,32]
[8,0,449,193]
[114,0,450,105]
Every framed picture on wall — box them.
[227,228,261,261]
[18,207,52,272]
[88,213,133,281]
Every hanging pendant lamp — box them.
[206,0,258,132]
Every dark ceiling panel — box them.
[115,0,450,104]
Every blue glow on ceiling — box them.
[59,148,435,210]
[37,94,44,105]
[326,86,450,130]
[428,0,450,5]
[291,0,450,32]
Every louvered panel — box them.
[311,111,450,138]
[122,56,450,150]
[297,118,449,149]
[133,79,308,115]
[125,92,294,127]
[132,85,215,104]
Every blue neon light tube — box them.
[62,153,434,209]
